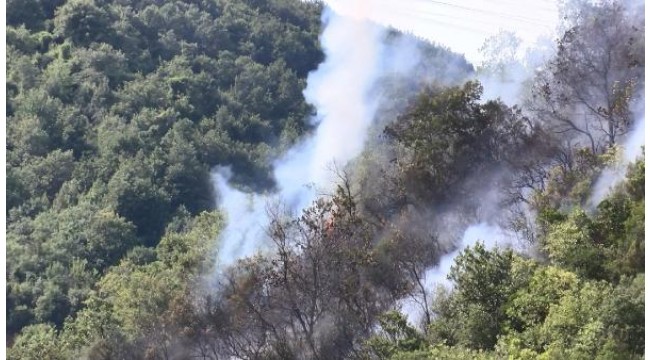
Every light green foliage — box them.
[7,202,137,332]
[425,158,645,357]
[364,311,427,359]
[541,157,645,280]
[157,211,224,271]
[93,261,183,338]
[543,209,605,278]
[505,266,578,342]
[8,324,68,360]
[614,158,646,274]
[428,244,531,350]
[52,210,223,356]
[389,344,494,360]
[536,275,644,359]
[617,198,645,274]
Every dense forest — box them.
[7,0,324,350]
[5,0,645,359]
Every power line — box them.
[394,7,507,33]
[412,8,548,31]
[423,0,555,27]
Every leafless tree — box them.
[529,0,644,153]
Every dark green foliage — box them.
[7,202,137,332]
[356,5,645,352]
[54,0,117,46]
[6,0,323,343]
[383,81,546,211]
[104,156,172,245]
[427,244,528,350]
[540,157,645,281]
[7,0,47,30]
[7,211,222,358]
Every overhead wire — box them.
[395,7,510,34]
[423,0,556,27]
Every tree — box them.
[8,324,68,360]
[478,30,523,82]
[543,209,606,279]
[53,0,116,46]
[186,183,435,359]
[363,311,426,359]
[538,278,643,359]
[503,265,579,352]
[371,225,441,329]
[384,80,544,214]
[105,156,172,246]
[428,243,530,350]
[529,0,644,152]
[7,0,46,30]
[6,0,326,346]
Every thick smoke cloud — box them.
[214,0,496,274]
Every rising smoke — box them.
[214,2,391,271]
[211,0,643,329]
[588,112,646,208]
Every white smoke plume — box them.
[400,222,515,326]
[214,2,390,271]
[427,222,516,288]
[588,115,646,208]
